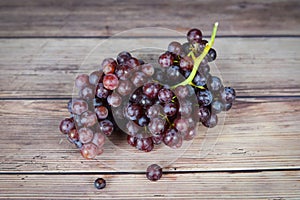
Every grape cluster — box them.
[59,26,236,160]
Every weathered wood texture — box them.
[1,37,299,98]
[1,98,299,172]
[1,171,299,199]
[0,0,299,37]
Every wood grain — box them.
[0,37,299,98]
[0,171,299,199]
[1,98,299,172]
[0,0,299,37]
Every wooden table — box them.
[1,0,299,199]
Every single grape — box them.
[178,100,192,117]
[115,64,132,80]
[180,56,193,71]
[221,87,236,103]
[202,114,218,128]
[174,118,189,133]
[138,94,154,107]
[79,85,94,100]
[211,100,224,114]
[80,111,97,127]
[101,58,117,74]
[151,133,163,145]
[146,164,162,181]
[136,137,153,152]
[92,133,106,148]
[146,104,163,119]
[137,115,150,127]
[67,129,79,141]
[198,106,211,122]
[181,42,191,55]
[158,88,174,103]
[142,82,161,99]
[75,74,89,89]
[107,93,122,107]
[59,118,75,134]
[148,117,166,135]
[72,99,89,115]
[141,63,155,76]
[78,127,94,144]
[130,71,148,87]
[103,74,119,90]
[197,89,213,106]
[95,106,109,120]
[168,41,183,56]
[207,48,217,62]
[158,52,174,68]
[174,85,189,99]
[187,28,202,44]
[99,119,114,136]
[183,128,196,141]
[94,178,106,190]
[163,102,178,117]
[166,65,183,81]
[207,76,224,92]
[192,71,207,86]
[163,128,182,148]
[125,103,142,121]
[96,83,109,99]
[125,57,140,71]
[89,71,103,86]
[126,120,141,136]
[117,80,133,96]
[198,64,210,75]
[117,51,132,64]
[127,135,137,147]
[81,143,98,159]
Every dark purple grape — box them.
[207,76,223,93]
[130,88,143,104]
[137,115,150,127]
[138,94,154,107]
[115,64,132,80]
[125,57,140,71]
[127,135,137,147]
[125,104,142,121]
[158,52,174,68]
[187,28,202,44]
[142,83,161,99]
[158,88,174,103]
[96,83,109,99]
[146,104,163,119]
[207,48,217,62]
[99,119,114,136]
[221,87,236,103]
[168,41,183,55]
[146,164,162,181]
[202,114,218,128]
[198,106,211,122]
[163,128,182,148]
[151,133,163,145]
[166,65,183,81]
[117,51,132,64]
[192,71,207,86]
[94,178,106,190]
[59,118,75,134]
[180,56,193,71]
[148,117,166,135]
[101,58,117,74]
[211,100,225,114]
[136,137,153,152]
[197,89,213,106]
[163,102,178,117]
[95,106,109,120]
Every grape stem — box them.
[171,22,219,89]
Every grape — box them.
[187,28,202,44]
[198,64,210,75]
[221,87,236,103]
[68,129,79,141]
[126,120,141,136]
[142,82,161,99]
[168,41,183,56]
[125,103,142,121]
[92,133,105,148]
[223,103,233,111]
[101,58,117,74]
[180,56,193,71]
[137,115,150,127]
[126,57,140,71]
[166,65,183,81]
[163,102,178,117]
[117,51,132,64]
[72,99,88,115]
[197,89,213,106]
[59,118,75,134]
[158,88,174,103]
[79,85,94,100]
[89,71,103,85]
[207,76,224,92]
[127,135,137,147]
[99,119,114,136]
[153,68,166,83]
[207,48,217,62]
[95,106,109,120]
[181,42,191,55]
[163,128,181,148]
[211,100,224,114]
[202,114,218,128]
[80,111,97,127]
[117,80,133,96]
[107,93,122,107]
[146,104,163,119]
[81,143,98,159]
[75,74,89,89]
[96,83,109,99]
[146,164,162,181]
[151,133,163,145]
[192,71,207,86]
[131,71,148,87]
[174,85,189,99]
[148,117,166,135]
[136,137,153,152]
[178,100,192,117]
[94,178,106,190]
[198,106,211,122]
[183,128,196,141]
[103,74,119,90]
[78,127,94,144]
[174,118,189,133]
[199,39,208,49]
[115,64,132,80]
[141,63,155,76]
[158,52,174,68]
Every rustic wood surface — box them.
[0,0,300,199]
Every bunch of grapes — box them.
[59,24,236,160]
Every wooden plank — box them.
[0,37,299,98]
[0,98,299,172]
[0,171,299,199]
[0,0,299,37]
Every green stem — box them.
[171,22,219,89]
